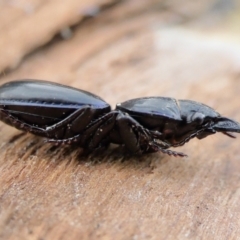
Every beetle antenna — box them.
[222,132,236,138]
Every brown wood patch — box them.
[0,0,240,239]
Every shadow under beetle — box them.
[0,80,240,157]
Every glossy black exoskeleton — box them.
[0,80,240,157]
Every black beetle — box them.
[0,79,240,157]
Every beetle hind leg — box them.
[46,112,118,149]
[44,107,95,137]
[0,109,46,136]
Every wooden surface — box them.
[1,0,240,239]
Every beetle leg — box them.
[115,112,187,156]
[0,107,97,139]
[115,112,142,153]
[45,134,81,145]
[46,112,118,148]
[0,109,46,136]
[44,107,95,137]
[88,112,118,149]
[172,124,211,147]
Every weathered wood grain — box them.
[0,0,240,239]
[0,0,119,72]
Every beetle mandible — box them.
[0,79,240,157]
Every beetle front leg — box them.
[116,112,164,154]
[116,112,187,157]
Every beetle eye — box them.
[188,112,205,124]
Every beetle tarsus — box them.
[148,142,187,157]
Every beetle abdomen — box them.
[0,80,109,108]
[0,80,111,126]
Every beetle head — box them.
[212,117,240,136]
[197,117,240,139]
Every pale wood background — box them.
[0,0,240,239]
